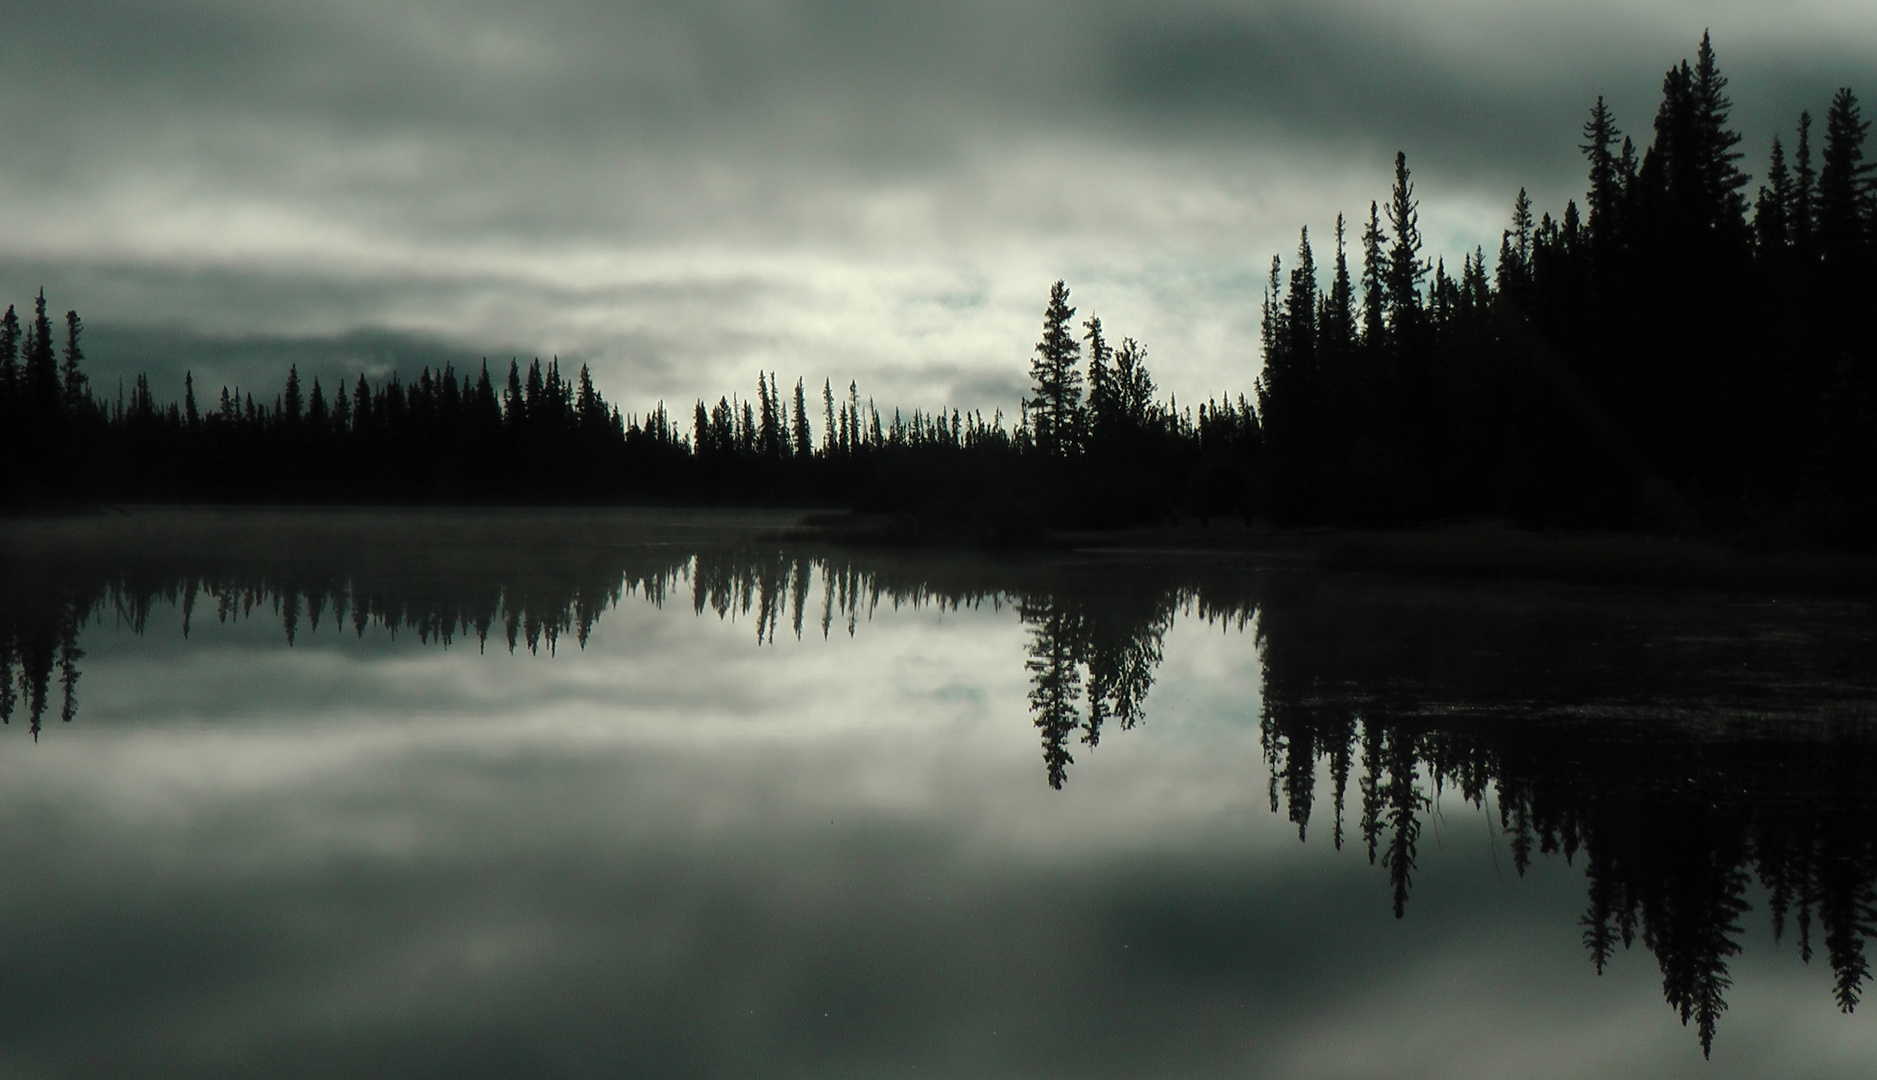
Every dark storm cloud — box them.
[1103,4,1877,203]
[0,2,1872,408]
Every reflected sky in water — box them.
[0,510,1874,1078]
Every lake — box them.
[2,509,1874,1079]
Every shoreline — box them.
[7,505,1877,596]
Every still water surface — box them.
[2,510,1875,1078]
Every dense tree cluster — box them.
[0,324,683,503]
[1256,33,1877,540]
[0,282,1237,531]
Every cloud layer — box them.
[0,1,1872,413]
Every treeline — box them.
[0,282,1241,529]
[0,305,686,504]
[1256,33,1877,540]
[5,34,1874,543]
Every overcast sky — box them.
[1,1,1873,416]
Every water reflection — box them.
[3,512,1876,1059]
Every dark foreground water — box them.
[2,509,1875,1079]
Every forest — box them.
[1,34,1872,545]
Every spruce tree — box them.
[1754,137,1792,257]
[1083,315,1115,446]
[25,290,58,421]
[757,371,778,457]
[1689,33,1751,242]
[1360,201,1387,346]
[1817,88,1872,262]
[1319,215,1356,355]
[1384,153,1427,333]
[1497,189,1534,299]
[308,379,328,431]
[0,306,18,406]
[1286,227,1319,370]
[283,364,304,423]
[792,378,813,458]
[1113,338,1154,427]
[693,400,712,455]
[1026,280,1083,455]
[60,310,87,414]
[1792,111,1818,252]
[504,361,524,429]
[334,378,353,430]
[1581,97,1625,260]
[822,379,837,455]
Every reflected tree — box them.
[7,517,1877,1055]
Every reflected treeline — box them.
[0,512,1027,736]
[996,563,1877,1054]
[5,516,1877,1051]
[0,516,678,735]
[1247,573,1877,1055]
[1019,589,1179,789]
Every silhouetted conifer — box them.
[60,310,87,414]
[1582,97,1625,263]
[283,364,303,424]
[1359,201,1387,347]
[1027,281,1083,456]
[1793,111,1819,253]
[792,378,813,457]
[1755,137,1793,257]
[1818,89,1872,265]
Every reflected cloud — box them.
[4,509,1877,1066]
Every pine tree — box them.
[1385,153,1427,333]
[1754,137,1792,257]
[1084,315,1115,446]
[1113,337,1154,427]
[283,364,304,423]
[792,378,813,457]
[1286,227,1319,371]
[1689,33,1751,241]
[0,306,18,406]
[693,400,712,455]
[1582,97,1625,259]
[24,290,58,420]
[1638,35,1750,252]
[308,379,328,431]
[1027,280,1083,455]
[577,365,607,434]
[1319,214,1356,355]
[1817,88,1872,263]
[1360,201,1387,346]
[333,377,352,431]
[756,372,779,457]
[1498,188,1534,299]
[60,310,87,414]
[1792,112,1818,252]
[184,372,199,427]
[822,379,837,456]
[504,361,524,429]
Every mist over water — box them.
[1,509,1875,1078]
